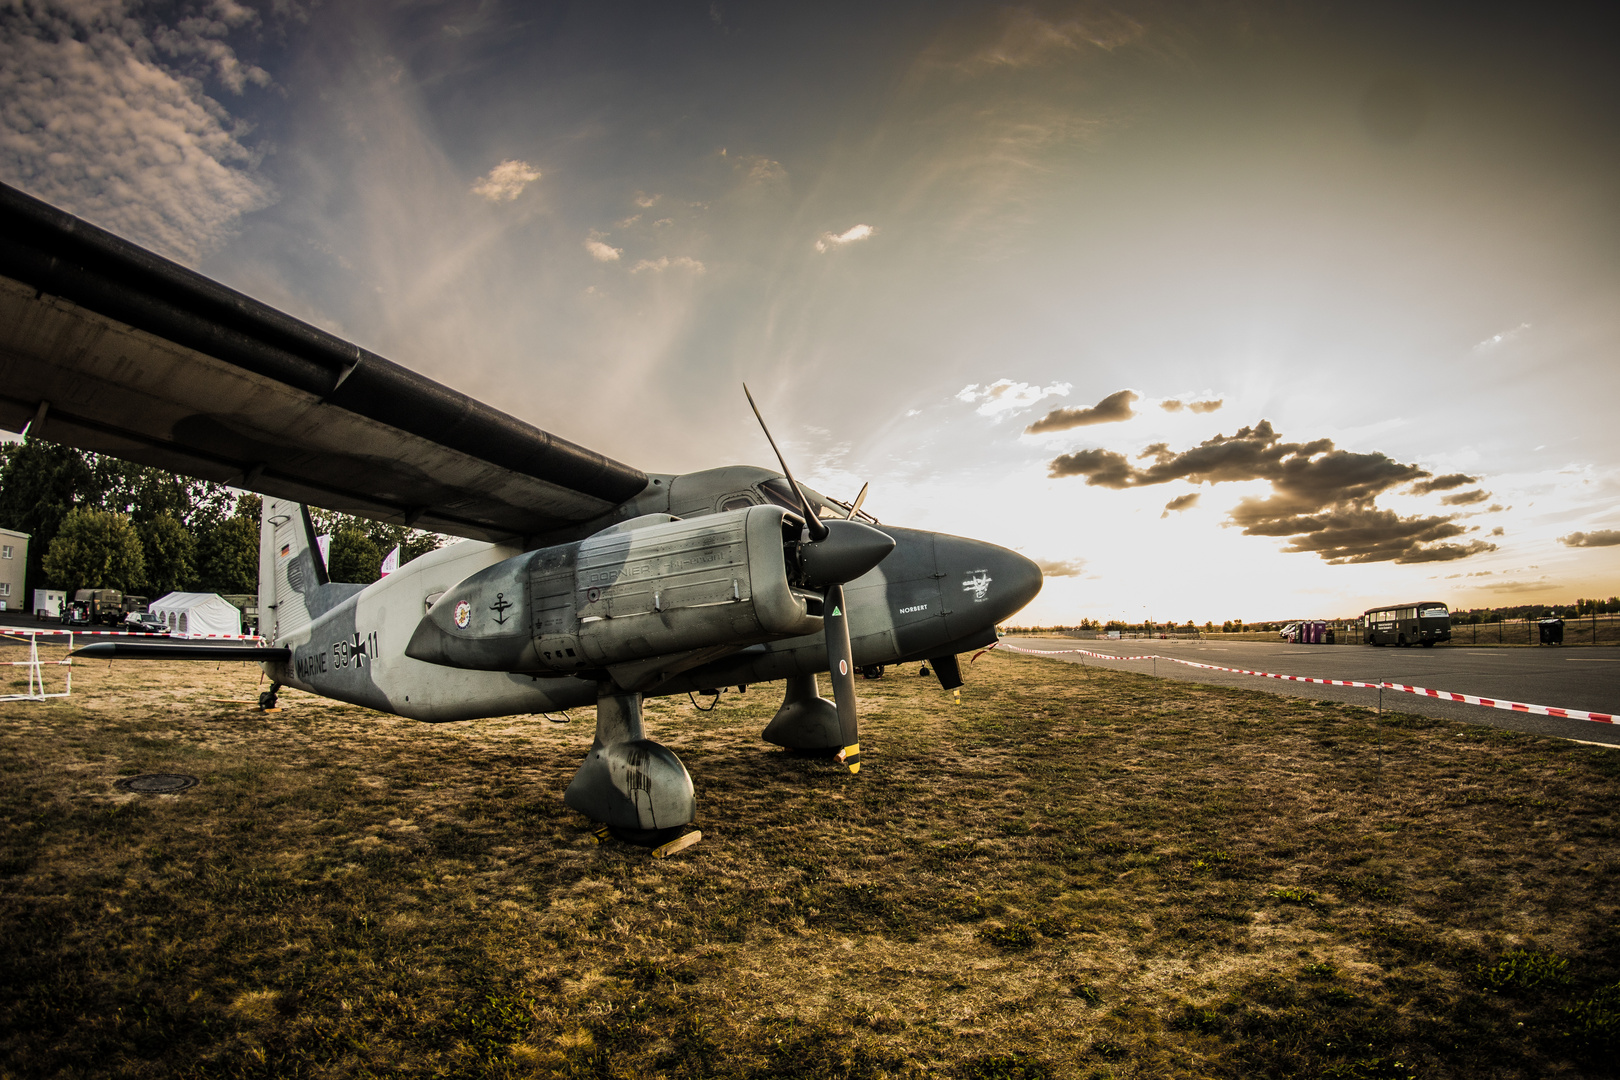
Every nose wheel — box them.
[258,684,280,711]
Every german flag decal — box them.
[279,543,291,558]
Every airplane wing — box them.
[0,182,649,542]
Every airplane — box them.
[0,181,1042,849]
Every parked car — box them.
[1278,622,1299,641]
[124,612,170,636]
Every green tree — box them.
[197,515,258,593]
[311,508,444,583]
[327,520,383,584]
[0,437,97,592]
[42,508,146,591]
[138,514,197,596]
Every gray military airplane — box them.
[0,181,1041,848]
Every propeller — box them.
[845,482,869,520]
[743,385,894,773]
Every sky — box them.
[3,0,1618,624]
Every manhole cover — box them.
[114,773,199,795]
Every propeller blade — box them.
[823,583,860,773]
[846,482,869,520]
[743,384,828,542]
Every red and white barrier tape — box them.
[2,628,265,641]
[1001,643,1616,726]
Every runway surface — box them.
[1006,637,1620,747]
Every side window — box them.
[1,544,11,558]
[718,494,756,513]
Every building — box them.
[0,527,27,613]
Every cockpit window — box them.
[719,494,756,512]
[757,477,878,524]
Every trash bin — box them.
[1538,618,1564,645]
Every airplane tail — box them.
[259,497,330,642]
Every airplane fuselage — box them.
[262,466,1041,721]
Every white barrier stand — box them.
[1,629,73,703]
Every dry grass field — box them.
[2,644,1618,1079]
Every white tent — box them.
[149,592,242,638]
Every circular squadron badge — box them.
[454,600,472,629]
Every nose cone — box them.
[934,534,1044,634]
[800,518,896,587]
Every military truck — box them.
[66,589,136,627]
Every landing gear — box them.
[565,683,696,845]
[861,664,885,680]
[761,673,843,752]
[258,684,280,710]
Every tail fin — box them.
[259,497,329,641]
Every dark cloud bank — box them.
[1049,420,1496,565]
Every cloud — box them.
[1489,526,1505,536]
[634,192,660,208]
[1047,420,1496,564]
[471,160,541,202]
[1473,322,1530,352]
[1410,473,1476,495]
[0,0,275,263]
[1560,530,1620,548]
[1440,488,1490,506]
[1161,492,1199,518]
[1480,577,1555,594]
[1035,558,1085,577]
[924,8,1148,75]
[815,223,874,252]
[1025,389,1139,433]
[630,256,705,274]
[584,238,622,262]
[957,379,1071,418]
[1160,398,1223,414]
[740,155,787,184]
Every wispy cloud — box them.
[1560,530,1620,548]
[815,223,875,252]
[1473,322,1531,352]
[1161,398,1223,414]
[1410,473,1477,495]
[584,238,622,262]
[470,160,541,202]
[921,8,1148,75]
[1025,389,1139,433]
[957,379,1071,419]
[631,255,705,274]
[1440,488,1491,506]
[1035,558,1086,577]
[0,0,275,262]
[1161,492,1199,518]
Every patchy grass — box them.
[1,646,1618,1077]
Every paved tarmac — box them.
[1006,637,1620,748]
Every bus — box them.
[1363,601,1451,647]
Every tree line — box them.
[0,437,441,602]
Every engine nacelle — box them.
[404,506,822,674]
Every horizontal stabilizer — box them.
[71,642,291,662]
